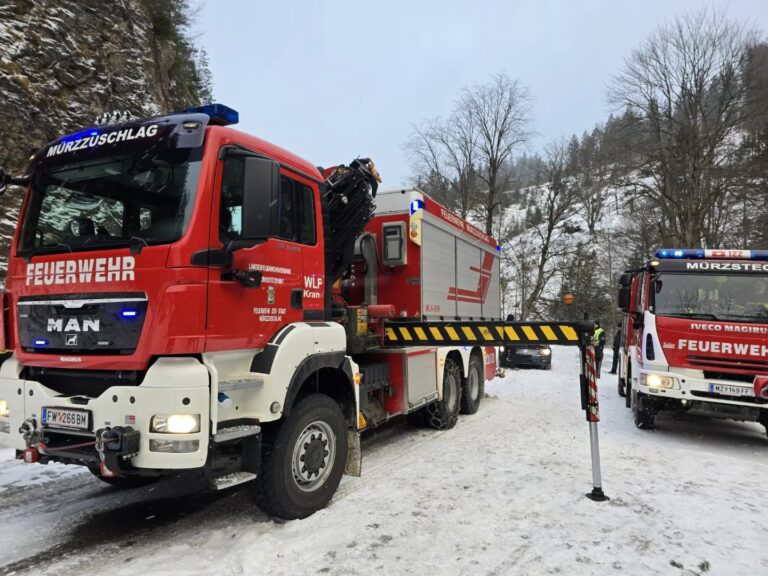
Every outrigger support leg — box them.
[577,320,609,502]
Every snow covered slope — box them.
[1,347,765,575]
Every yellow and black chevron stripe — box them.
[383,321,583,347]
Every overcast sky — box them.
[193,1,767,188]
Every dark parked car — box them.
[499,344,552,369]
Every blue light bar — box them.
[34,339,48,346]
[410,199,425,214]
[655,248,768,261]
[181,103,239,126]
[496,244,502,252]
[121,309,139,318]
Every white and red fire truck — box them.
[0,104,502,519]
[617,249,768,433]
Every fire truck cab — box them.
[617,249,768,435]
[0,104,500,519]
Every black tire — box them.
[252,393,348,520]
[422,356,461,430]
[625,367,632,408]
[758,412,768,439]
[632,391,656,430]
[460,354,484,415]
[87,466,160,488]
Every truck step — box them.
[211,471,257,491]
[213,424,261,443]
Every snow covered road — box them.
[1,346,766,576]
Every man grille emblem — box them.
[65,334,78,346]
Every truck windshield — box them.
[18,146,202,256]
[652,272,768,322]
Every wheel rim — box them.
[291,420,336,493]
[468,367,480,401]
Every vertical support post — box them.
[582,342,609,502]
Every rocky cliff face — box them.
[0,0,211,285]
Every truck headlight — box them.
[641,373,678,389]
[150,414,200,434]
[0,400,8,418]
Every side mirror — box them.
[0,169,30,196]
[617,286,631,312]
[242,157,280,239]
[617,272,634,313]
[618,272,633,287]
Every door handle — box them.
[291,289,303,310]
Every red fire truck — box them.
[0,104,502,519]
[617,249,768,434]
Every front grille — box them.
[690,390,766,405]
[703,371,756,384]
[688,355,768,372]
[17,292,147,355]
[23,366,144,397]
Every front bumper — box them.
[0,356,211,470]
[517,356,552,368]
[637,370,767,413]
[514,353,551,368]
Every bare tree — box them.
[405,72,532,228]
[517,140,581,320]
[405,112,478,219]
[608,9,762,247]
[579,180,607,236]
[462,73,533,234]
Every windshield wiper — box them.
[82,235,151,254]
[663,312,720,320]
[719,313,768,323]
[22,242,74,258]
[128,236,149,254]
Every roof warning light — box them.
[180,103,239,126]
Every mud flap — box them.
[344,430,361,477]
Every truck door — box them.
[205,153,319,352]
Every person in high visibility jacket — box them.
[593,321,606,378]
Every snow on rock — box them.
[0,0,210,286]
[0,348,765,575]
